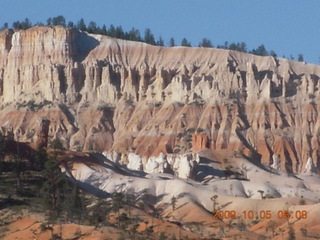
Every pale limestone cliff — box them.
[271,153,280,170]
[1,26,320,173]
[305,156,315,174]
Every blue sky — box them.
[1,0,319,64]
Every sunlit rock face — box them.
[271,154,280,170]
[1,26,320,173]
[305,157,316,174]
[125,151,200,179]
[127,152,142,171]
[145,152,167,174]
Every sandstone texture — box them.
[1,26,320,173]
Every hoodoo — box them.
[0,26,320,173]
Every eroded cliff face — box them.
[1,26,320,173]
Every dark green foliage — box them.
[87,21,98,33]
[186,128,195,134]
[112,192,126,228]
[17,99,52,111]
[127,27,141,41]
[12,18,32,30]
[0,131,5,171]
[169,37,175,47]
[181,37,191,47]
[171,196,177,210]
[196,128,204,133]
[299,196,306,205]
[250,44,268,56]
[64,185,86,223]
[88,199,110,226]
[115,26,125,39]
[50,138,65,150]
[288,226,296,240]
[46,18,52,26]
[199,38,213,48]
[157,36,164,46]
[217,41,278,58]
[51,15,66,26]
[40,156,65,222]
[144,28,156,45]
[300,227,307,237]
[236,221,246,231]
[13,154,24,193]
[67,21,74,29]
[269,50,277,57]
[34,147,47,170]
[108,24,116,37]
[117,213,131,229]
[77,18,86,31]
[159,232,167,240]
[229,42,247,52]
[298,54,304,62]
[0,22,8,30]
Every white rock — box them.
[127,153,142,170]
[173,154,191,179]
[305,157,315,174]
[146,152,167,173]
[271,154,280,170]
[103,151,121,163]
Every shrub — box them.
[299,196,306,205]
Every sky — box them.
[1,0,319,64]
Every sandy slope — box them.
[58,150,320,239]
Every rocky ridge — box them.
[1,26,320,173]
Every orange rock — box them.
[192,133,209,152]
[0,26,320,173]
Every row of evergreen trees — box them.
[1,16,305,60]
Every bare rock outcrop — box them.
[305,157,316,174]
[0,26,320,173]
[120,151,200,179]
[32,117,50,149]
[145,152,167,174]
[271,154,280,170]
[192,133,209,152]
[127,152,143,171]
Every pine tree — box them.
[101,24,108,35]
[199,38,212,48]
[0,131,5,171]
[298,54,304,62]
[171,196,177,211]
[52,15,66,26]
[112,192,126,228]
[169,37,175,47]
[157,36,164,46]
[251,44,268,56]
[87,21,97,33]
[64,185,85,223]
[115,26,124,39]
[47,18,52,26]
[67,21,74,29]
[108,24,116,37]
[50,138,65,150]
[77,18,86,31]
[144,28,156,45]
[41,156,65,223]
[181,38,191,47]
[34,146,47,170]
[288,226,296,240]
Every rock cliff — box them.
[1,26,320,173]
